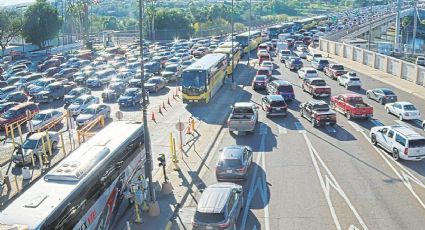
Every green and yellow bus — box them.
[213,42,241,76]
[182,53,227,103]
[235,30,262,53]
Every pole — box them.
[394,0,402,52]
[17,6,27,53]
[139,0,159,216]
[231,0,236,89]
[248,0,251,67]
[368,6,372,51]
[412,0,418,54]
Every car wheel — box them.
[371,134,377,146]
[378,98,383,104]
[392,148,400,161]
[346,112,352,120]
[311,118,317,127]
[385,108,390,114]
[399,114,404,121]
[300,109,304,117]
[366,92,371,99]
[48,97,53,103]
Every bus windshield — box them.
[235,36,248,46]
[182,70,206,90]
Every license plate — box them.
[275,108,281,111]
[226,170,232,173]
[326,122,330,125]
[206,226,213,230]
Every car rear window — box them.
[278,85,293,92]
[350,78,360,81]
[270,100,286,107]
[408,139,425,148]
[319,60,329,65]
[194,211,225,224]
[222,159,243,167]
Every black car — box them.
[0,92,27,103]
[366,88,398,104]
[118,88,142,107]
[299,100,336,127]
[215,145,253,181]
[101,82,126,102]
[261,95,288,117]
[285,57,303,71]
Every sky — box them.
[0,0,36,7]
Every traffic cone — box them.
[167,98,171,105]
[151,112,156,121]
[159,105,162,114]
[186,126,192,135]
[162,101,166,109]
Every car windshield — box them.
[270,100,286,107]
[182,70,206,90]
[333,65,344,70]
[408,139,425,148]
[73,98,85,104]
[403,105,416,111]
[81,107,96,114]
[165,66,177,72]
[194,211,225,224]
[313,104,330,111]
[148,79,160,84]
[221,158,243,168]
[255,76,267,81]
[1,110,17,119]
[35,81,47,86]
[22,139,38,149]
[32,113,46,120]
[313,80,326,86]
[123,90,137,97]
[278,85,293,93]
[382,89,395,95]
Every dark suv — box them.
[266,80,295,101]
[261,95,288,117]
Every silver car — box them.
[12,132,59,165]
[215,145,253,181]
[76,104,111,127]
[31,109,63,131]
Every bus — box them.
[235,30,262,53]
[213,42,241,76]
[0,121,145,229]
[267,23,294,39]
[182,53,227,103]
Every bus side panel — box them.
[73,151,146,230]
[210,69,226,100]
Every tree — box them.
[0,9,22,56]
[22,0,62,49]
[154,9,193,38]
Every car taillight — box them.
[218,219,231,228]
[404,148,409,155]
[276,91,280,95]
[236,167,245,173]
[315,115,321,120]
[266,105,271,111]
[384,96,388,99]
[250,120,255,125]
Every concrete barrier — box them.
[319,38,425,87]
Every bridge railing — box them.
[319,38,425,87]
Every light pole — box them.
[16,5,27,53]
[247,0,251,67]
[394,0,402,52]
[138,0,160,216]
[412,0,418,54]
[231,0,235,89]
[368,5,372,50]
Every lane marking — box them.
[241,123,270,230]
[358,130,425,211]
[347,121,364,132]
[302,133,368,230]
[294,121,306,133]
[325,126,337,133]
[278,122,287,134]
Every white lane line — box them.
[325,126,337,133]
[358,130,425,211]
[302,133,368,230]
[294,121,306,133]
[278,122,287,134]
[370,119,384,127]
[347,121,364,132]
[241,123,270,230]
[393,119,405,126]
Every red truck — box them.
[325,64,347,80]
[302,78,331,98]
[330,94,373,120]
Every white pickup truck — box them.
[227,102,258,134]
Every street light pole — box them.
[248,0,251,67]
[231,0,235,88]
[394,0,402,52]
[17,5,27,53]
[412,0,418,54]
[138,0,160,216]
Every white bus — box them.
[0,121,146,230]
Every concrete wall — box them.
[319,39,425,87]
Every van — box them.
[266,80,295,101]
[370,125,425,161]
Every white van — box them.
[370,125,425,161]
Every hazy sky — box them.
[0,0,36,7]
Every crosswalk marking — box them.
[325,126,337,133]
[278,122,287,134]
[294,121,306,133]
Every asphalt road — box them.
[182,50,425,230]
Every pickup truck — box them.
[227,102,258,134]
[330,94,373,120]
[324,64,347,80]
[302,78,331,98]
[33,82,74,103]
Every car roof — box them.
[86,103,104,109]
[222,146,245,159]
[38,109,56,114]
[234,102,253,107]
[308,100,327,105]
[273,80,292,86]
[77,95,93,99]
[308,77,324,81]
[127,87,140,92]
[266,95,285,101]
[395,101,413,106]
[197,183,240,213]
[388,125,424,139]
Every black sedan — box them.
[299,100,336,127]
[215,145,253,181]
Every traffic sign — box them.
[175,122,185,131]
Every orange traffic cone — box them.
[186,126,192,135]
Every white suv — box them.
[337,72,361,89]
[370,125,425,161]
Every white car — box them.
[257,49,269,57]
[68,95,98,116]
[370,125,425,161]
[76,104,111,127]
[385,102,421,121]
[31,109,63,131]
[422,120,425,131]
[297,67,318,79]
[337,72,362,89]
[260,61,273,72]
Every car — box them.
[118,88,142,107]
[192,183,243,230]
[67,95,98,116]
[285,57,303,71]
[297,67,318,79]
[101,82,126,102]
[252,75,268,90]
[324,64,347,80]
[193,47,208,58]
[302,78,331,98]
[256,66,272,77]
[261,95,288,117]
[144,62,161,74]
[0,91,28,103]
[330,94,373,120]
[385,102,421,121]
[300,100,337,127]
[12,132,60,165]
[14,73,44,91]
[76,104,111,127]
[366,88,398,104]
[161,64,182,81]
[260,61,273,72]
[258,53,271,65]
[52,67,79,80]
[278,49,292,63]
[306,52,323,62]
[337,72,362,89]
[86,68,116,87]
[215,145,253,181]
[31,109,63,131]
[266,80,295,101]
[370,125,425,161]
[33,82,75,103]
[0,86,18,101]
[416,56,425,66]
[64,87,92,105]
[145,76,167,93]
[181,60,194,69]
[227,102,258,134]
[0,102,39,130]
[0,102,19,116]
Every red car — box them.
[252,75,269,90]
[0,102,39,130]
[330,94,373,120]
[258,53,271,65]
[256,66,272,77]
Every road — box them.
[178,50,425,230]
